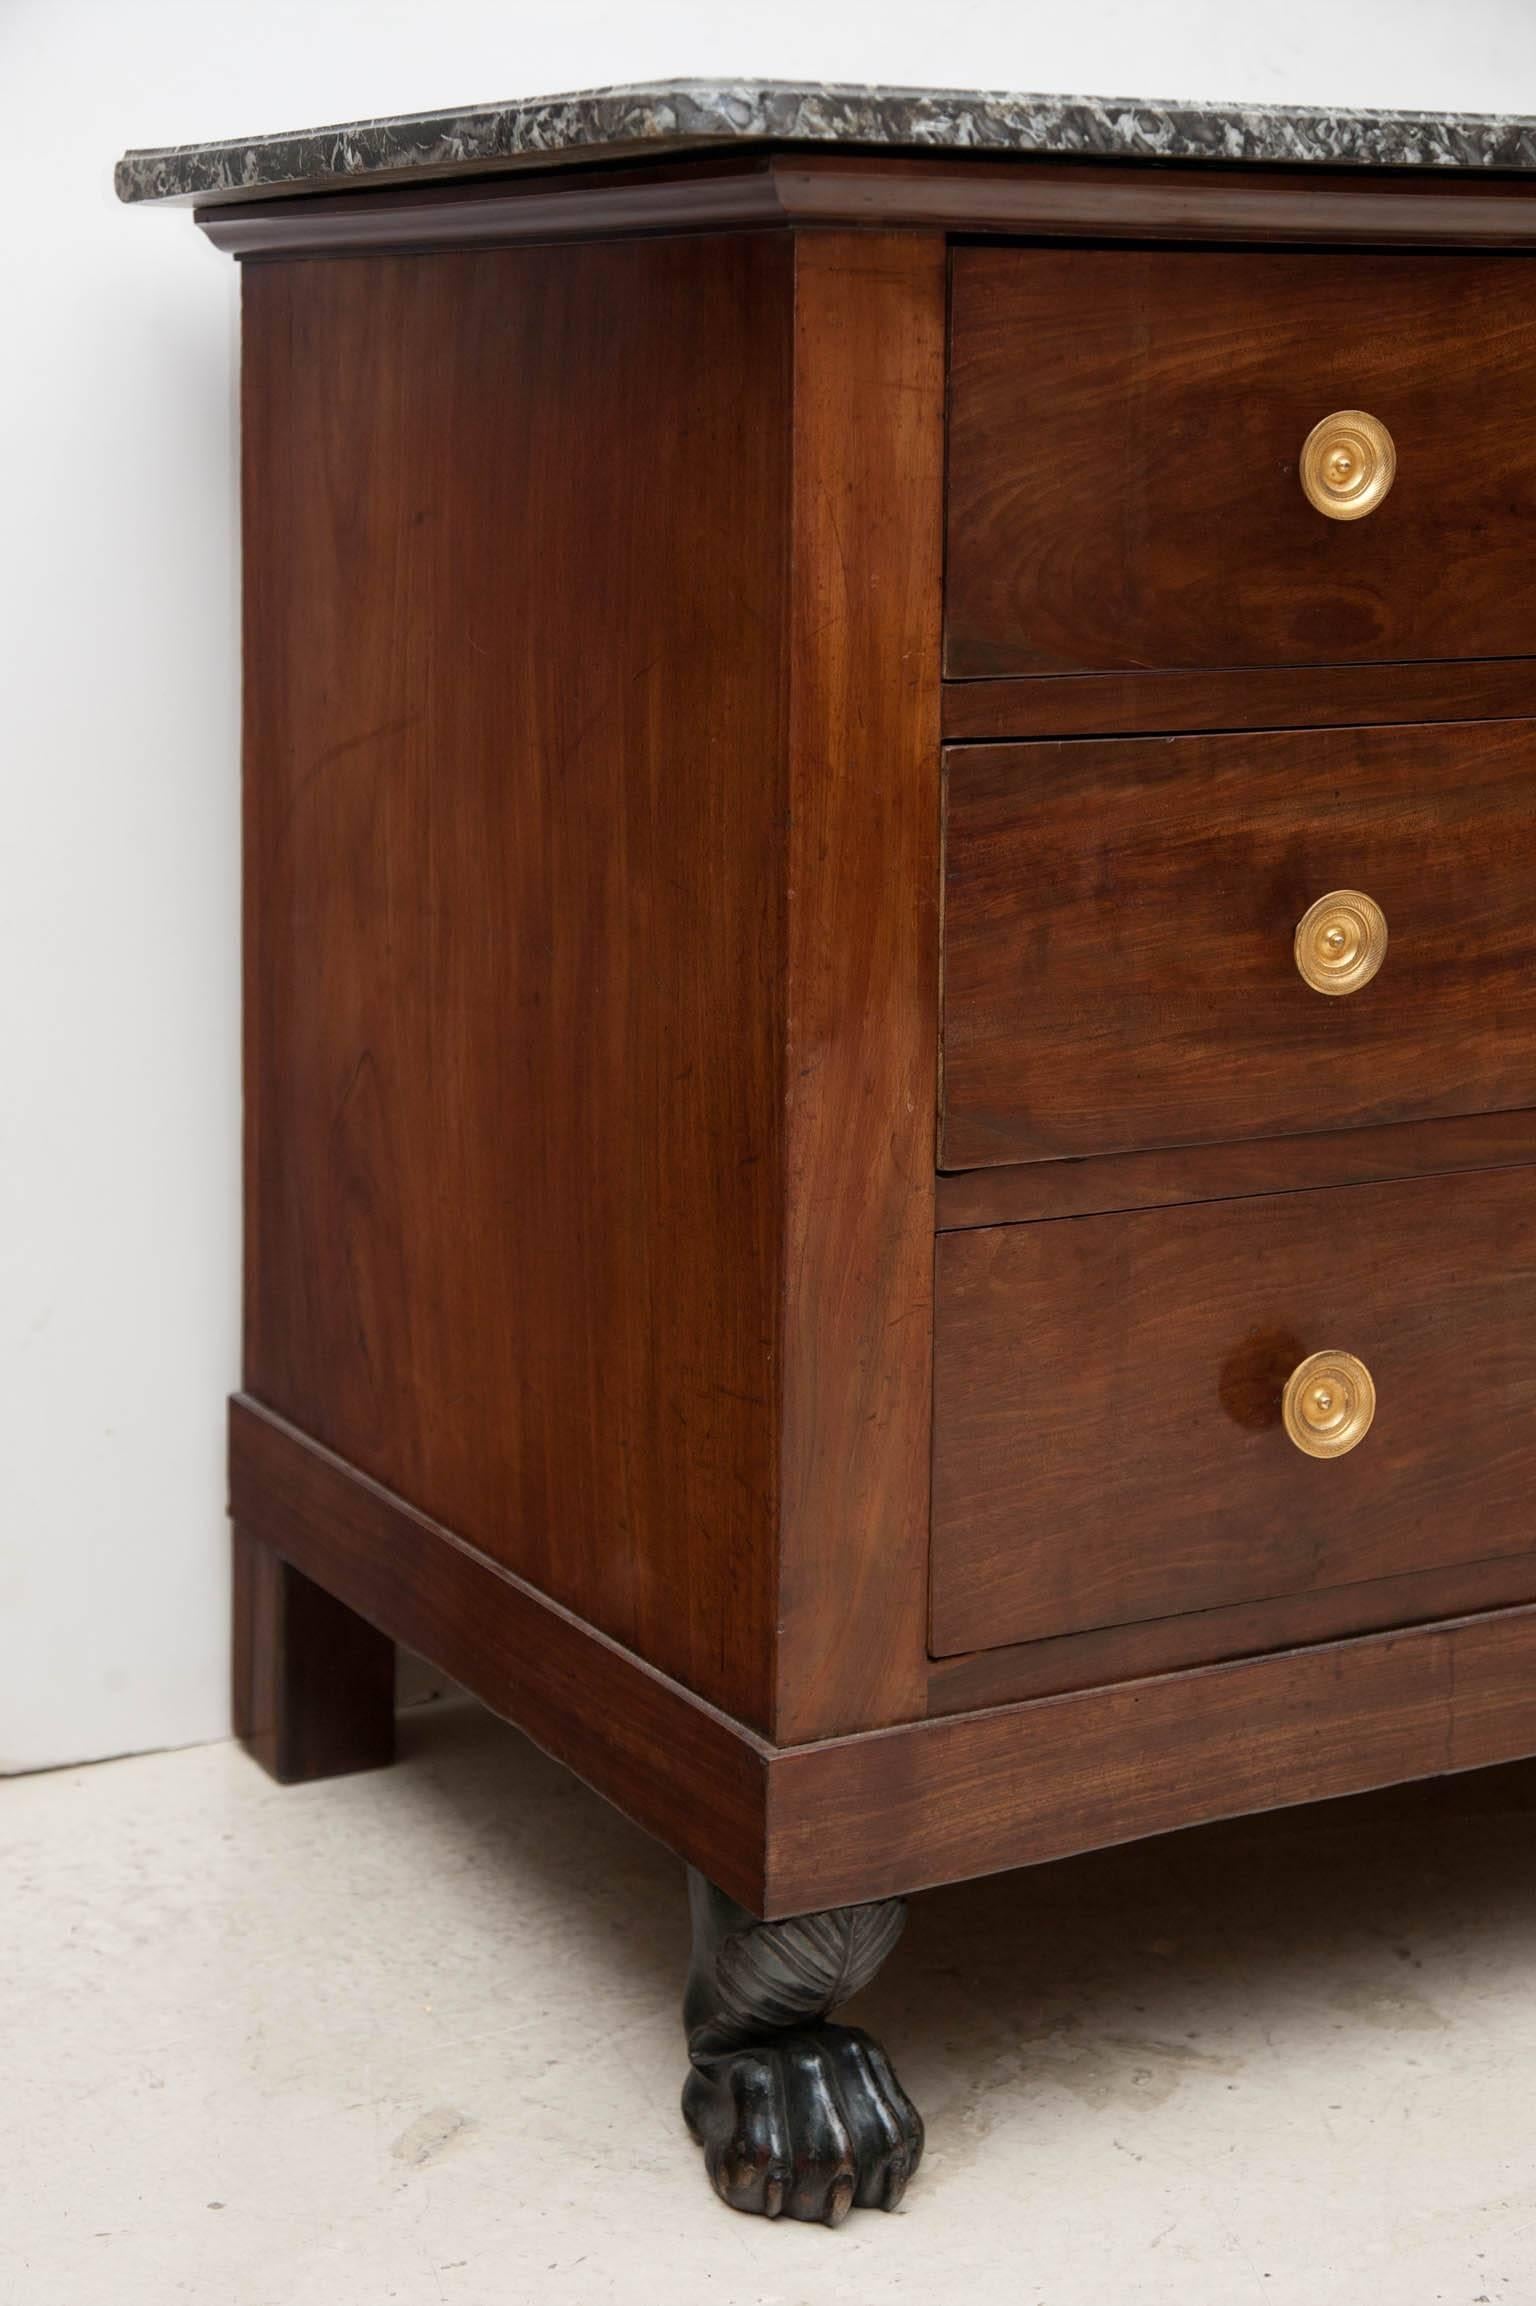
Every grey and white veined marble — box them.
[115,78,1536,205]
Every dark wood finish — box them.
[780,154,1536,244]
[942,659,1536,743]
[242,227,941,1748]
[242,234,791,1734]
[932,1167,1536,1655]
[928,1549,1536,1713]
[936,1107,1536,1228]
[232,1390,1536,1922]
[230,1395,773,1908]
[210,153,1536,1982]
[947,246,1536,679]
[774,232,944,1741]
[769,1603,1536,1912]
[682,1869,921,2224]
[200,154,788,254]
[231,1520,396,1781]
[942,721,1536,1168]
[199,150,1536,256]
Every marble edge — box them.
[115,77,1536,205]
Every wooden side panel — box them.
[241,237,791,1729]
[773,232,946,1741]
[932,1169,1536,1656]
[768,1604,1536,1913]
[230,1397,771,1909]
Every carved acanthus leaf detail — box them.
[706,1899,908,2048]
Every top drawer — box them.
[946,247,1536,679]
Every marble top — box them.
[116,79,1536,206]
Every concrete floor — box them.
[7,1701,1536,2306]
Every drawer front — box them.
[931,1169,1536,1657]
[942,719,1536,1168]
[947,246,1536,678]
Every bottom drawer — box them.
[931,1167,1536,1657]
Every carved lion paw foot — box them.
[683,2021,923,2224]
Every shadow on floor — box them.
[373,1694,1536,2158]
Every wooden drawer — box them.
[931,1167,1536,1657]
[942,719,1536,1168]
[946,246,1536,678]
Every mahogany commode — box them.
[121,78,1536,2225]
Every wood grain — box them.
[942,658,1536,743]
[232,1392,1536,1920]
[232,1521,396,1782]
[932,1167,1536,1655]
[242,227,945,1748]
[947,246,1536,678]
[942,721,1536,1168]
[774,232,945,1741]
[927,1549,1536,1713]
[936,1107,1536,1228]
[241,236,791,1732]
[768,1604,1536,1912]
[223,164,1536,1930]
[230,1395,773,1909]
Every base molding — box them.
[781,1607,1536,1910]
[228,1395,772,1907]
[231,1393,1536,1918]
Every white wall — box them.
[6,0,1536,1774]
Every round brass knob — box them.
[1294,889,1388,996]
[1283,1350,1376,1459]
[1300,410,1396,521]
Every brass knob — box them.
[1300,410,1396,520]
[1283,1350,1376,1459]
[1294,889,1388,996]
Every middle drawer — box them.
[942,717,1536,1168]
